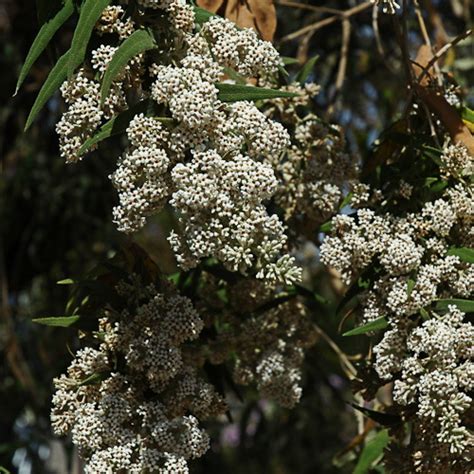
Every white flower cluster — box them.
[274,118,359,227]
[321,182,472,289]
[135,0,195,32]
[111,114,171,232]
[96,5,135,39]
[106,17,298,283]
[231,299,317,408]
[56,70,120,162]
[440,143,473,179]
[56,43,142,162]
[205,279,318,408]
[199,17,281,76]
[51,278,226,473]
[392,306,473,455]
[320,141,474,466]
[59,4,300,283]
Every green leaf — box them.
[420,307,430,320]
[77,99,151,156]
[319,221,332,233]
[100,29,156,106]
[296,54,319,85]
[435,299,474,313]
[461,106,474,123]
[57,278,75,285]
[15,0,74,95]
[193,6,215,25]
[406,278,416,297]
[422,145,443,166]
[447,247,474,264]
[32,315,80,327]
[281,56,300,65]
[216,83,299,102]
[24,50,70,130]
[77,372,109,386]
[223,67,247,85]
[339,192,353,210]
[353,430,390,474]
[343,316,388,337]
[67,0,111,77]
[0,466,11,474]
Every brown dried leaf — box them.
[247,0,277,41]
[225,0,255,30]
[198,0,276,41]
[413,45,474,156]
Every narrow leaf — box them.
[319,221,332,233]
[406,278,416,297]
[296,55,319,85]
[193,6,215,25]
[447,247,474,264]
[24,51,70,131]
[216,83,299,102]
[281,56,300,65]
[223,67,247,85]
[353,430,390,474]
[67,0,111,77]
[32,315,80,327]
[57,278,75,285]
[461,106,474,123]
[77,372,109,386]
[15,0,74,95]
[351,404,401,427]
[77,99,151,156]
[343,316,388,337]
[436,299,474,313]
[100,29,156,106]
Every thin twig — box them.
[275,0,341,15]
[328,18,351,115]
[372,4,396,73]
[416,28,473,84]
[414,0,442,84]
[314,324,357,379]
[280,1,372,43]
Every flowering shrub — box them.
[14,0,474,472]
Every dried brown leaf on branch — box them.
[197,0,277,41]
[413,44,474,156]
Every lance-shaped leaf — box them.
[351,404,402,427]
[343,316,388,337]
[77,372,109,386]
[353,430,390,474]
[436,298,474,313]
[216,83,299,102]
[296,55,319,85]
[57,278,75,285]
[447,247,474,264]
[100,29,156,106]
[32,315,80,327]
[15,0,74,95]
[281,56,300,65]
[24,50,70,131]
[77,99,152,156]
[67,0,111,77]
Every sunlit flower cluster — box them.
[320,141,474,468]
